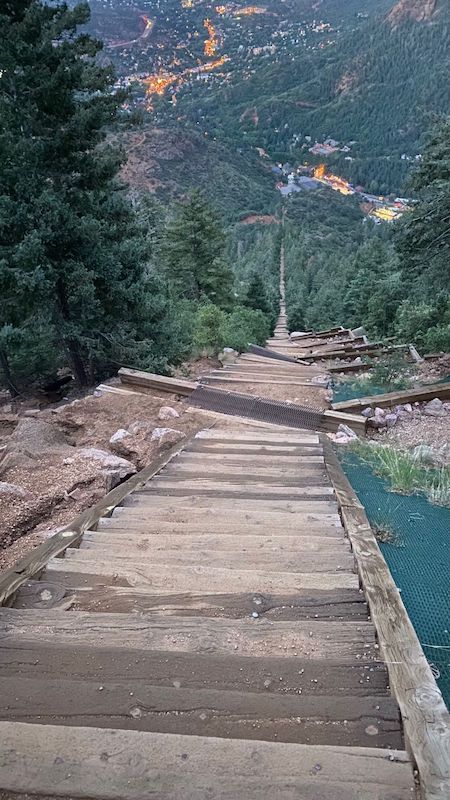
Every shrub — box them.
[221,306,271,352]
[193,304,227,353]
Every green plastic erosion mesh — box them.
[339,450,450,709]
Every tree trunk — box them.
[0,348,20,397]
[55,282,89,387]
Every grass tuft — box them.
[348,440,450,507]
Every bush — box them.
[221,306,271,352]
[193,304,227,353]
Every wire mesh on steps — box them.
[190,385,324,431]
[249,344,299,364]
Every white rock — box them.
[0,481,34,500]
[384,413,398,428]
[149,428,186,446]
[337,423,358,440]
[361,407,374,418]
[423,398,445,417]
[374,407,385,417]
[109,428,134,457]
[158,406,180,421]
[403,404,413,413]
[76,448,136,475]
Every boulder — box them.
[158,406,180,421]
[337,423,358,440]
[423,398,445,417]
[368,415,386,429]
[109,428,136,457]
[74,448,136,488]
[149,427,186,446]
[384,413,398,429]
[0,481,34,500]
[361,407,374,418]
[9,418,69,454]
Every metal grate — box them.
[190,385,324,431]
[249,344,299,364]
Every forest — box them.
[1,0,449,399]
[0,0,279,396]
[284,117,450,354]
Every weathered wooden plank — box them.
[119,367,197,395]
[54,585,368,619]
[44,560,359,592]
[62,547,355,573]
[0,433,195,608]
[332,382,450,412]
[0,644,387,695]
[177,451,326,463]
[194,430,320,443]
[122,494,339,513]
[201,375,327,387]
[145,479,334,496]
[0,723,414,800]
[0,677,403,748]
[0,610,375,660]
[321,410,367,436]
[163,463,326,478]
[322,437,450,800]
[81,531,347,551]
[98,512,343,533]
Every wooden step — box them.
[81,531,348,551]
[1,610,374,660]
[45,559,359,593]
[0,643,387,694]
[19,578,366,618]
[0,677,403,747]
[161,463,327,478]
[0,723,414,800]
[62,547,356,573]
[97,516,344,536]
[194,430,320,443]
[176,451,326,464]
[116,499,341,520]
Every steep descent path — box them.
[0,248,449,799]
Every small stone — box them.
[158,406,180,421]
[361,407,374,418]
[384,413,398,428]
[0,482,34,500]
[337,423,358,440]
[109,428,134,457]
[423,398,445,417]
[149,427,186,446]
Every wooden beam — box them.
[332,382,450,412]
[0,723,415,800]
[322,437,450,800]
[328,362,373,374]
[119,367,197,396]
[321,410,367,437]
[0,434,195,607]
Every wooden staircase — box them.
[2,265,449,799]
[0,421,416,798]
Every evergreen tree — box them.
[163,191,233,307]
[396,117,450,296]
[244,272,271,315]
[0,1,153,387]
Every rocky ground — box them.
[0,385,209,572]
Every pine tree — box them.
[396,117,450,296]
[163,191,233,307]
[244,272,271,315]
[0,1,153,387]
